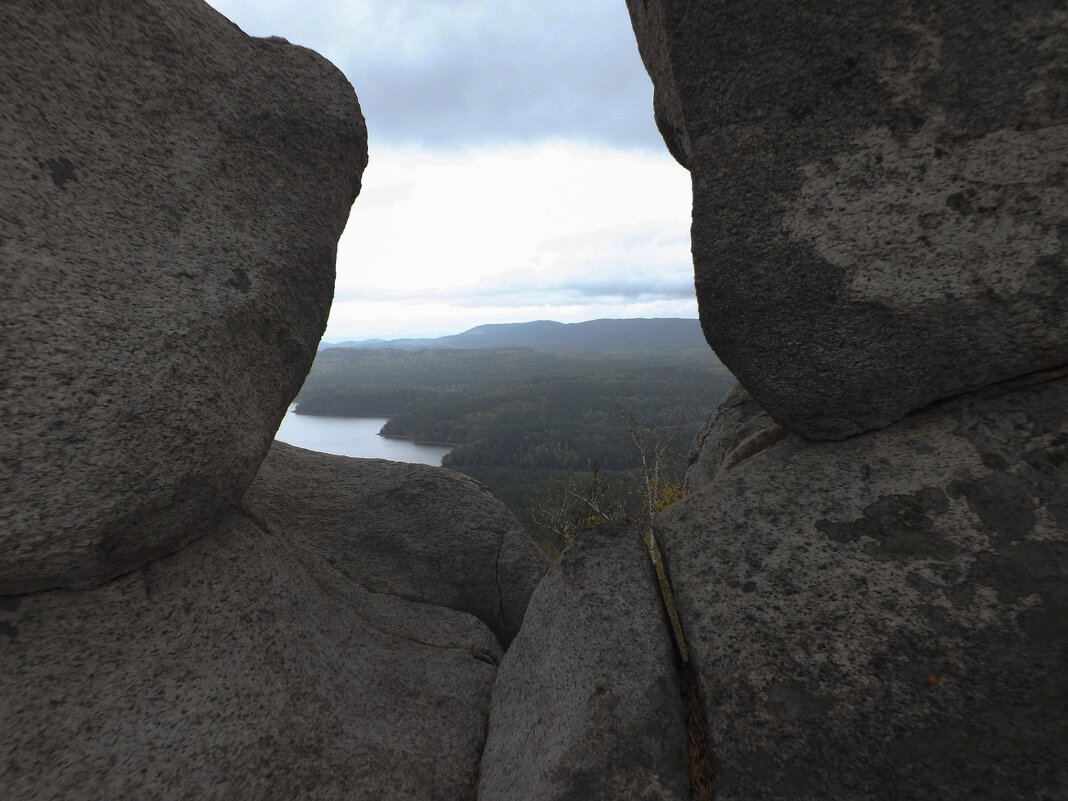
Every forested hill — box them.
[294,344,733,467]
[294,345,727,417]
[323,317,712,355]
[293,335,735,543]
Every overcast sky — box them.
[206,0,695,340]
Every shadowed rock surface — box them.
[6,0,1066,796]
[0,0,367,593]
[627,0,1068,438]
[1,446,510,801]
[1,3,552,797]
[658,373,1068,799]
[629,2,1068,795]
[478,524,690,801]
[243,441,548,647]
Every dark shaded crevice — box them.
[647,532,715,799]
[816,362,1068,443]
[947,362,1068,404]
[492,528,507,644]
[467,763,482,801]
[719,365,1068,466]
[682,663,715,801]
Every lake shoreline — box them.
[379,432,461,448]
[292,408,394,419]
[291,406,461,448]
[275,409,454,466]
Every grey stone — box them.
[0,0,367,593]
[478,523,690,801]
[627,0,1068,438]
[658,371,1068,800]
[0,448,502,801]
[685,382,785,493]
[245,441,549,646]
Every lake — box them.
[273,407,453,466]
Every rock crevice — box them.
[4,0,1066,797]
[477,524,691,801]
[627,0,1068,440]
[628,1,1068,796]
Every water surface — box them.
[274,407,452,466]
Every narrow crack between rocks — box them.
[646,532,715,800]
[492,528,507,643]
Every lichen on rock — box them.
[658,374,1068,799]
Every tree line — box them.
[292,346,735,550]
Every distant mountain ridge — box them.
[323,318,709,354]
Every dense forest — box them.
[295,346,724,412]
[383,367,730,471]
[293,338,735,545]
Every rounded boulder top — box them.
[0,0,368,593]
[627,0,1068,439]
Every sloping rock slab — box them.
[1,469,500,799]
[659,372,1068,799]
[246,441,548,646]
[627,0,1068,438]
[478,524,689,801]
[0,0,366,593]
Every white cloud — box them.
[205,0,663,149]
[327,142,694,338]
[202,1,697,341]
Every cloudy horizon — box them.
[205,0,696,340]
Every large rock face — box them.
[0,443,539,800]
[478,524,690,801]
[244,442,548,646]
[0,0,367,593]
[627,0,1068,438]
[658,373,1068,799]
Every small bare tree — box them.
[529,462,626,549]
[617,403,691,666]
[527,408,686,554]
[617,404,685,556]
